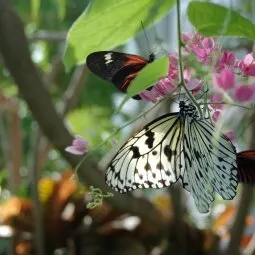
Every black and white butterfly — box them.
[86,51,155,99]
[106,101,238,213]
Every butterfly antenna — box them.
[141,20,152,56]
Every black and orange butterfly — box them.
[86,51,154,99]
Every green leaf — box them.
[31,0,40,20]
[127,55,168,98]
[187,2,255,40]
[64,0,175,70]
[57,0,66,20]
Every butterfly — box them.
[86,51,155,99]
[106,101,238,213]
[237,150,255,184]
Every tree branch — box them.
[0,0,165,232]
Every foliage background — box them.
[0,0,255,254]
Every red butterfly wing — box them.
[86,51,154,98]
[237,150,255,184]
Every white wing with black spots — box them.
[106,113,185,192]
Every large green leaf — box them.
[127,55,169,98]
[64,0,175,70]
[187,2,255,40]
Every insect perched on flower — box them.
[106,101,238,213]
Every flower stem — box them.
[176,0,203,118]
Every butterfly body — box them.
[106,101,238,213]
[86,51,155,99]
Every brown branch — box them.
[33,55,64,171]
[0,0,165,232]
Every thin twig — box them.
[60,64,88,116]
[176,0,202,117]
[29,31,67,42]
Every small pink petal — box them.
[182,32,192,42]
[168,55,178,80]
[243,53,253,65]
[65,135,88,155]
[140,77,179,102]
[210,92,224,109]
[213,69,235,91]
[234,85,255,102]
[186,79,203,94]
[202,38,215,49]
[212,111,221,122]
[154,77,177,96]
[192,33,204,44]
[220,51,236,67]
[65,146,85,155]
[139,90,158,103]
[190,45,210,64]
[215,51,237,71]
[169,55,178,67]
[239,53,255,77]
[225,131,236,141]
[183,69,191,83]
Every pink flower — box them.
[210,92,224,109]
[202,38,215,49]
[154,77,177,96]
[234,85,255,102]
[212,111,221,122]
[192,33,204,44]
[190,45,211,64]
[183,69,203,93]
[213,69,235,91]
[139,89,159,103]
[238,53,255,76]
[186,78,203,93]
[225,131,236,141]
[216,51,236,71]
[182,32,192,42]
[168,55,178,80]
[189,37,216,64]
[140,77,179,102]
[65,135,88,155]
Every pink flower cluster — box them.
[139,53,203,102]
[139,33,255,105]
[138,33,255,141]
